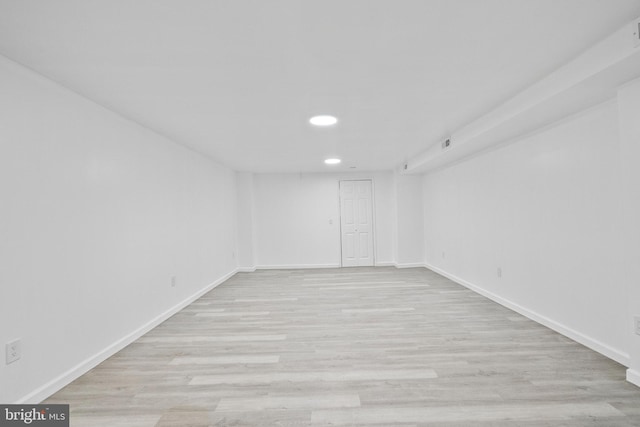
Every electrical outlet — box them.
[635,317,640,336]
[171,276,177,288]
[497,267,502,278]
[6,339,21,365]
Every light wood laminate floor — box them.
[45,267,640,426]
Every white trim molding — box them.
[16,268,239,404]
[375,262,396,267]
[255,264,341,270]
[627,369,640,388]
[424,263,631,368]
[395,262,426,269]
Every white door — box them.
[339,180,374,267]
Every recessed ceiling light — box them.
[324,158,341,165]
[310,115,338,126]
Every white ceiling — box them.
[1,0,639,173]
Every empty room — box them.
[2,0,640,425]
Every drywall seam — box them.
[16,268,239,404]
[424,263,630,367]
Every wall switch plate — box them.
[497,267,502,278]
[442,251,445,259]
[6,339,21,365]
[635,317,640,336]
[633,19,640,48]
[171,276,177,288]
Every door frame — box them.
[338,179,376,267]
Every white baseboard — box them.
[395,262,426,269]
[424,263,631,368]
[627,369,640,388]
[17,268,239,404]
[253,262,419,269]
[255,264,341,270]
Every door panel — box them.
[344,200,355,225]
[340,180,374,267]
[358,199,369,224]
[344,232,356,262]
[359,232,370,258]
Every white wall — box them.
[395,173,424,267]
[235,172,256,270]
[618,78,640,385]
[0,55,239,403]
[422,100,629,365]
[249,172,395,268]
